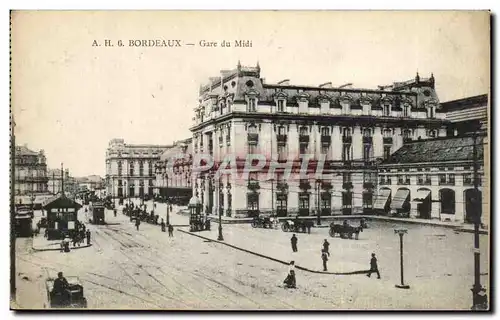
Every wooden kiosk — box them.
[42,194,82,240]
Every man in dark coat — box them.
[321,249,329,271]
[291,234,298,252]
[160,219,166,232]
[135,218,141,231]
[323,239,330,256]
[367,253,381,279]
[168,224,174,237]
[85,230,91,245]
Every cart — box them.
[45,276,87,309]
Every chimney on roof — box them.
[319,82,332,88]
[277,79,290,85]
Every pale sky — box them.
[11,11,490,177]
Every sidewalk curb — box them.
[178,229,368,276]
[31,243,93,252]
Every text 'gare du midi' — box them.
[105,62,487,225]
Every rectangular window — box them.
[278,126,286,135]
[343,172,352,183]
[321,145,329,156]
[383,146,391,160]
[463,173,473,185]
[248,144,258,155]
[247,193,259,210]
[439,174,446,184]
[342,144,352,161]
[299,143,308,155]
[148,161,153,176]
[139,161,144,176]
[448,174,455,185]
[248,98,256,112]
[299,194,310,209]
[321,127,329,136]
[417,174,424,184]
[277,99,284,112]
[383,104,391,116]
[363,144,371,162]
[277,145,287,161]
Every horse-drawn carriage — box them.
[329,220,364,240]
[251,214,278,229]
[45,276,87,309]
[281,216,314,233]
[188,196,209,232]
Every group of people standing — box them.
[283,233,381,289]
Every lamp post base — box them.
[395,284,410,289]
[217,226,224,241]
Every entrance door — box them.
[465,189,482,223]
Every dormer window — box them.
[383,104,391,116]
[427,105,436,119]
[277,99,285,112]
[402,104,410,117]
[248,98,256,112]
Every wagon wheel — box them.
[328,228,335,237]
[251,220,258,228]
[281,223,288,232]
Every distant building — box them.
[154,138,193,204]
[441,94,488,136]
[76,175,105,193]
[105,139,172,199]
[14,144,48,196]
[376,134,485,223]
[48,168,78,195]
[190,63,449,218]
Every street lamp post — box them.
[470,129,487,310]
[394,228,410,289]
[215,172,223,241]
[315,179,322,226]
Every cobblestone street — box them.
[14,206,489,310]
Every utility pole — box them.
[271,122,274,217]
[10,115,16,303]
[166,172,170,227]
[471,129,486,310]
[52,171,55,195]
[61,163,65,196]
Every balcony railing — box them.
[299,181,311,190]
[321,135,331,144]
[277,134,287,143]
[363,136,373,144]
[363,182,375,189]
[342,181,353,189]
[247,181,260,191]
[379,179,392,185]
[321,181,333,190]
[439,181,455,186]
[247,133,259,144]
[383,137,393,144]
[276,181,288,191]
[299,135,310,143]
[342,136,352,143]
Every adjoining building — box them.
[441,94,488,136]
[14,144,49,205]
[154,138,193,205]
[190,62,449,218]
[105,139,172,201]
[375,134,485,223]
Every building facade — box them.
[105,139,171,199]
[442,94,488,136]
[48,168,78,195]
[375,135,485,224]
[190,63,449,218]
[154,138,193,204]
[14,145,49,196]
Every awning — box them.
[391,189,410,209]
[373,189,391,210]
[413,189,431,202]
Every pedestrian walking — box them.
[291,234,298,252]
[366,253,381,279]
[135,218,141,231]
[321,249,329,271]
[283,261,296,289]
[168,224,174,237]
[85,230,91,245]
[160,219,166,232]
[323,239,330,256]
